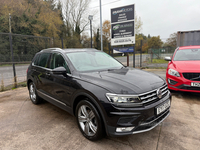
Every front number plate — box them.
[191,82,200,87]
[156,100,170,115]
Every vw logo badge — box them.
[157,89,162,99]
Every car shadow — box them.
[171,90,200,104]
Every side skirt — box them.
[37,90,73,115]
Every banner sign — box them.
[113,46,134,53]
[111,21,134,46]
[111,4,134,23]
[111,4,135,46]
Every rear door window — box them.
[33,54,40,66]
[38,53,50,68]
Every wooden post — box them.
[127,53,129,66]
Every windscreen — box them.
[66,51,123,71]
[173,49,200,61]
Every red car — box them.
[165,45,200,93]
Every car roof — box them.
[40,48,99,53]
[63,48,99,53]
[179,45,200,50]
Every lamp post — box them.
[88,15,93,48]
[9,13,17,88]
[99,0,103,51]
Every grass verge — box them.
[148,59,168,64]
[141,67,167,69]
[0,63,30,67]
[0,81,27,92]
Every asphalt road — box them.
[0,87,200,149]
[0,65,29,87]
[144,69,166,79]
[115,54,149,66]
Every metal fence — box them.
[112,47,176,69]
[0,33,55,63]
[0,32,177,90]
[0,32,64,89]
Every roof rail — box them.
[40,48,62,52]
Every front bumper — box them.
[105,92,171,137]
[167,75,200,93]
[132,110,169,134]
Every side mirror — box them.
[52,66,66,74]
[164,57,171,61]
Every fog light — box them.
[168,79,178,85]
[116,127,135,132]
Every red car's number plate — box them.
[191,82,200,87]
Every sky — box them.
[89,0,200,41]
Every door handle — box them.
[46,73,51,76]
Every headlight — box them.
[168,69,180,77]
[106,93,142,107]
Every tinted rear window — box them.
[38,53,50,68]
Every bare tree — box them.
[135,13,143,35]
[63,0,91,36]
[102,20,111,41]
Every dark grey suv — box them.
[27,48,171,141]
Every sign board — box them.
[111,4,135,46]
[111,4,134,23]
[113,46,134,53]
[111,21,135,46]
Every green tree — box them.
[0,0,63,38]
[94,28,100,50]
[165,32,177,48]
[0,0,64,62]
[148,34,151,39]
[148,36,163,49]
[142,43,149,53]
[135,33,148,52]
[102,20,111,53]
[81,33,90,48]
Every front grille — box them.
[138,84,169,106]
[178,85,200,91]
[182,73,200,81]
[133,110,170,133]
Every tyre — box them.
[29,82,42,104]
[76,100,104,141]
